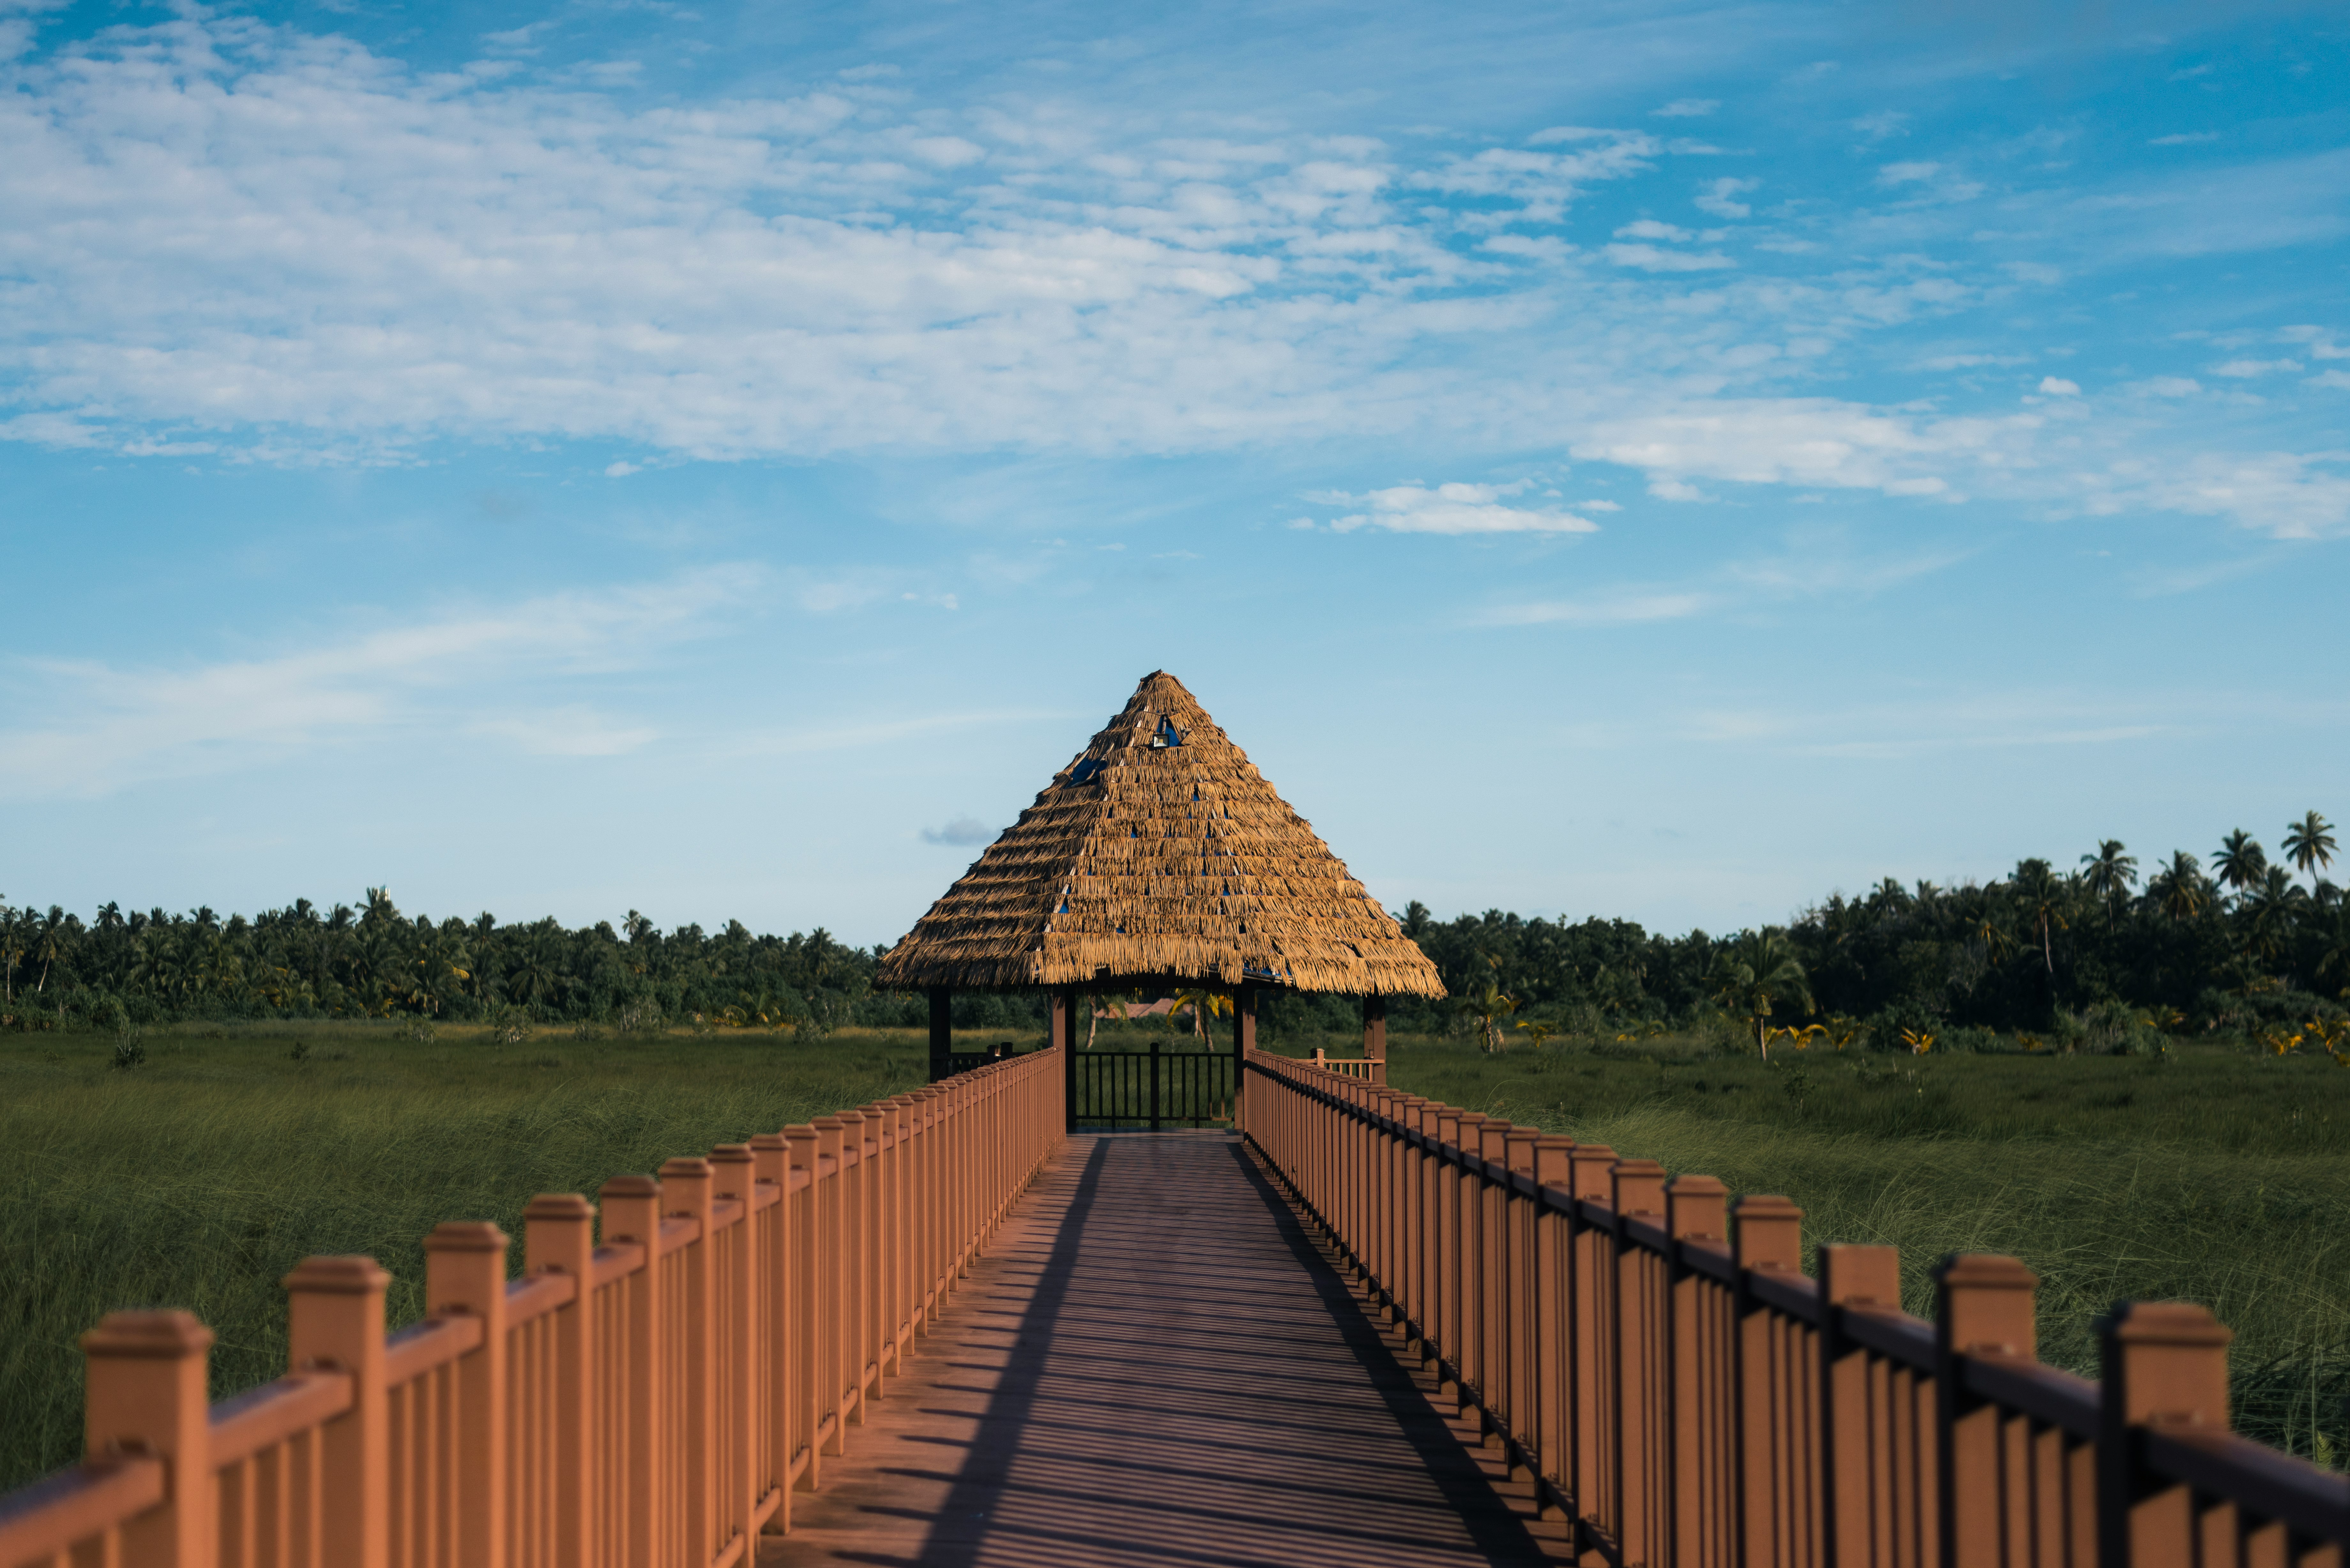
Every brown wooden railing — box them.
[1303,1048,1386,1082]
[1243,1049,2350,1568]
[0,1048,1060,1568]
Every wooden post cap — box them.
[1933,1253,2038,1358]
[522,1193,594,1221]
[1611,1158,1669,1218]
[2099,1300,2232,1427]
[1821,1243,1902,1308]
[600,1173,661,1199]
[422,1221,510,1254]
[1732,1195,1804,1273]
[1666,1174,1729,1241]
[81,1310,215,1359]
[658,1157,715,1179]
[282,1256,393,1294]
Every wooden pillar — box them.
[1057,988,1079,1133]
[927,987,952,1083]
[1363,994,1387,1084]
[1232,984,1256,1130]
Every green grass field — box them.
[0,1020,930,1491]
[4,1018,2345,1491]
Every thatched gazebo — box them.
[877,672,1445,1110]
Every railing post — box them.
[1568,1140,1618,1550]
[1532,1135,1575,1520]
[597,1172,665,1568]
[1819,1243,1901,1568]
[711,1143,761,1557]
[1149,1039,1162,1131]
[809,1117,849,1460]
[1934,1254,2037,1568]
[1504,1126,1541,1477]
[80,1309,215,1568]
[751,1130,794,1537]
[2096,1301,2233,1568]
[1731,1195,1806,1568]
[520,1195,595,1568]
[1611,1158,1670,1568]
[422,1220,511,1568]
[1667,1173,1731,1566]
[658,1156,718,1560]
[284,1255,391,1568]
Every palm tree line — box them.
[1,811,2338,1044]
[0,889,893,1033]
[1391,810,2341,1046]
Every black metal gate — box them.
[1073,1044,1234,1128]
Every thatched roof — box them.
[876,672,1445,998]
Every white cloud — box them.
[2038,376,2081,395]
[1480,592,1710,626]
[2279,327,2347,359]
[1694,177,1757,218]
[921,815,995,846]
[604,460,640,477]
[2311,370,2350,390]
[2210,358,2302,378]
[1878,161,1942,185]
[0,567,759,799]
[2149,132,2219,147]
[1601,243,1735,272]
[1652,99,1719,118]
[1572,399,2020,499]
[1616,219,1694,242]
[2098,452,2350,541]
[1324,481,1601,535]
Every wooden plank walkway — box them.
[764,1131,1573,1568]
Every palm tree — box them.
[2080,840,2137,923]
[0,908,25,1005]
[1965,889,2016,965]
[2243,866,2308,964]
[2283,811,2338,888]
[2011,858,2069,976]
[1459,966,1520,1054]
[1708,928,1814,1060]
[31,907,70,992]
[1167,988,1230,1046]
[2150,851,2209,922]
[2214,830,2268,900]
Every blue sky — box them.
[3,0,2346,944]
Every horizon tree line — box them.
[1,811,2338,1049]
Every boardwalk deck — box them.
[765,1131,1572,1568]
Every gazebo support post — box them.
[1058,987,1080,1134]
[1232,985,1256,1130]
[927,987,952,1083]
[1362,994,1387,1086]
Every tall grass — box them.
[1295,1032,2350,1465]
[0,1022,928,1490]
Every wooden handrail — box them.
[1240,1045,2350,1563]
[0,1048,1064,1568]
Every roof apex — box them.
[876,672,1444,997]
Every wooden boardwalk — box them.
[765,1131,1572,1568]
